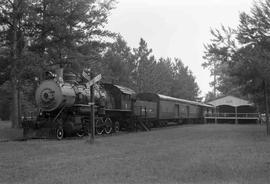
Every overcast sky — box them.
[106,0,255,96]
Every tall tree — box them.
[133,38,157,92]
[0,0,115,126]
[102,35,136,88]
[0,0,29,127]
[233,1,270,134]
[170,58,201,101]
[203,0,270,134]
[26,0,115,71]
[152,58,173,95]
[202,26,237,96]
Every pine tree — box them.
[152,58,173,95]
[0,0,115,126]
[0,0,29,127]
[133,38,156,92]
[170,58,200,101]
[202,26,237,96]
[102,35,136,88]
[26,0,115,70]
[202,0,270,134]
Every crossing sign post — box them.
[82,71,102,143]
[90,72,95,143]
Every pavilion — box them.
[205,95,260,124]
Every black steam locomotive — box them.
[22,69,213,140]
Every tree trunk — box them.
[10,0,20,128]
[11,79,19,128]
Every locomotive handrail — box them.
[134,105,147,117]
[53,104,67,122]
[133,105,150,131]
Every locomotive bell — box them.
[35,80,76,111]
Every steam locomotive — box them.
[22,68,136,139]
[22,68,213,140]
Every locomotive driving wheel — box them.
[95,118,104,135]
[104,118,113,134]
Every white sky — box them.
[106,0,254,97]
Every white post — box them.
[235,106,238,124]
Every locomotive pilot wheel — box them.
[76,130,84,138]
[104,118,113,134]
[56,127,64,140]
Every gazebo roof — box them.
[207,95,253,107]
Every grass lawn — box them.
[0,124,270,184]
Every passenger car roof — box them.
[158,94,213,108]
[137,93,214,108]
[114,84,136,95]
[103,83,135,95]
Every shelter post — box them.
[235,106,238,124]
[214,106,217,124]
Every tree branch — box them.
[6,0,15,9]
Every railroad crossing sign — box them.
[88,74,102,86]
[82,70,102,144]
[83,72,102,88]
[82,70,91,81]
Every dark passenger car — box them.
[135,93,213,127]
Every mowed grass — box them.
[1,124,270,184]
